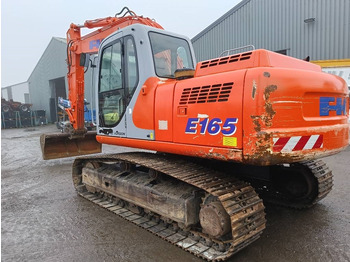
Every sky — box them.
[1,0,242,87]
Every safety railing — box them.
[219,45,255,57]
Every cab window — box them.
[125,37,138,99]
[149,32,194,78]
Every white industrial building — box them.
[2,37,94,123]
[1,81,29,103]
[27,37,94,122]
[192,0,349,61]
[191,0,350,89]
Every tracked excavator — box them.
[40,7,349,261]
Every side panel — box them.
[173,70,246,150]
[154,81,176,142]
[131,77,158,138]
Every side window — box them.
[99,41,124,127]
[110,43,122,90]
[125,37,138,99]
[100,46,112,92]
[98,36,139,128]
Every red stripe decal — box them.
[273,137,291,152]
[312,135,323,149]
[293,136,311,151]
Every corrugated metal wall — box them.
[28,38,94,122]
[28,38,67,120]
[192,0,350,62]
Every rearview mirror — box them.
[80,53,90,67]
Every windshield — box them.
[149,32,194,78]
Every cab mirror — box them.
[80,53,90,67]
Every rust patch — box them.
[263,85,277,125]
[195,149,241,161]
[251,116,262,132]
[244,131,336,165]
[251,85,277,132]
[246,132,274,165]
[247,85,278,164]
[252,80,257,99]
[202,152,229,161]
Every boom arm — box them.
[66,7,163,137]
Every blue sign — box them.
[185,117,238,136]
[320,97,346,116]
[89,39,102,50]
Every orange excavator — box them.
[40,7,349,261]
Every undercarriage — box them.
[72,152,332,261]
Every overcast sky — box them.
[1,0,242,87]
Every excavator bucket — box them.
[40,131,102,160]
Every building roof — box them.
[192,0,251,42]
[28,37,67,81]
[2,81,29,89]
[53,37,67,44]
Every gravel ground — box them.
[2,124,350,262]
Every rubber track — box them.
[302,159,333,205]
[72,152,266,261]
[259,159,333,209]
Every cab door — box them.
[98,35,138,137]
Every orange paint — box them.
[114,49,349,165]
[132,77,163,130]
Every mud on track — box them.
[2,125,350,261]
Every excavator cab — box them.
[40,16,195,160]
[96,26,195,140]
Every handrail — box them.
[219,45,255,57]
